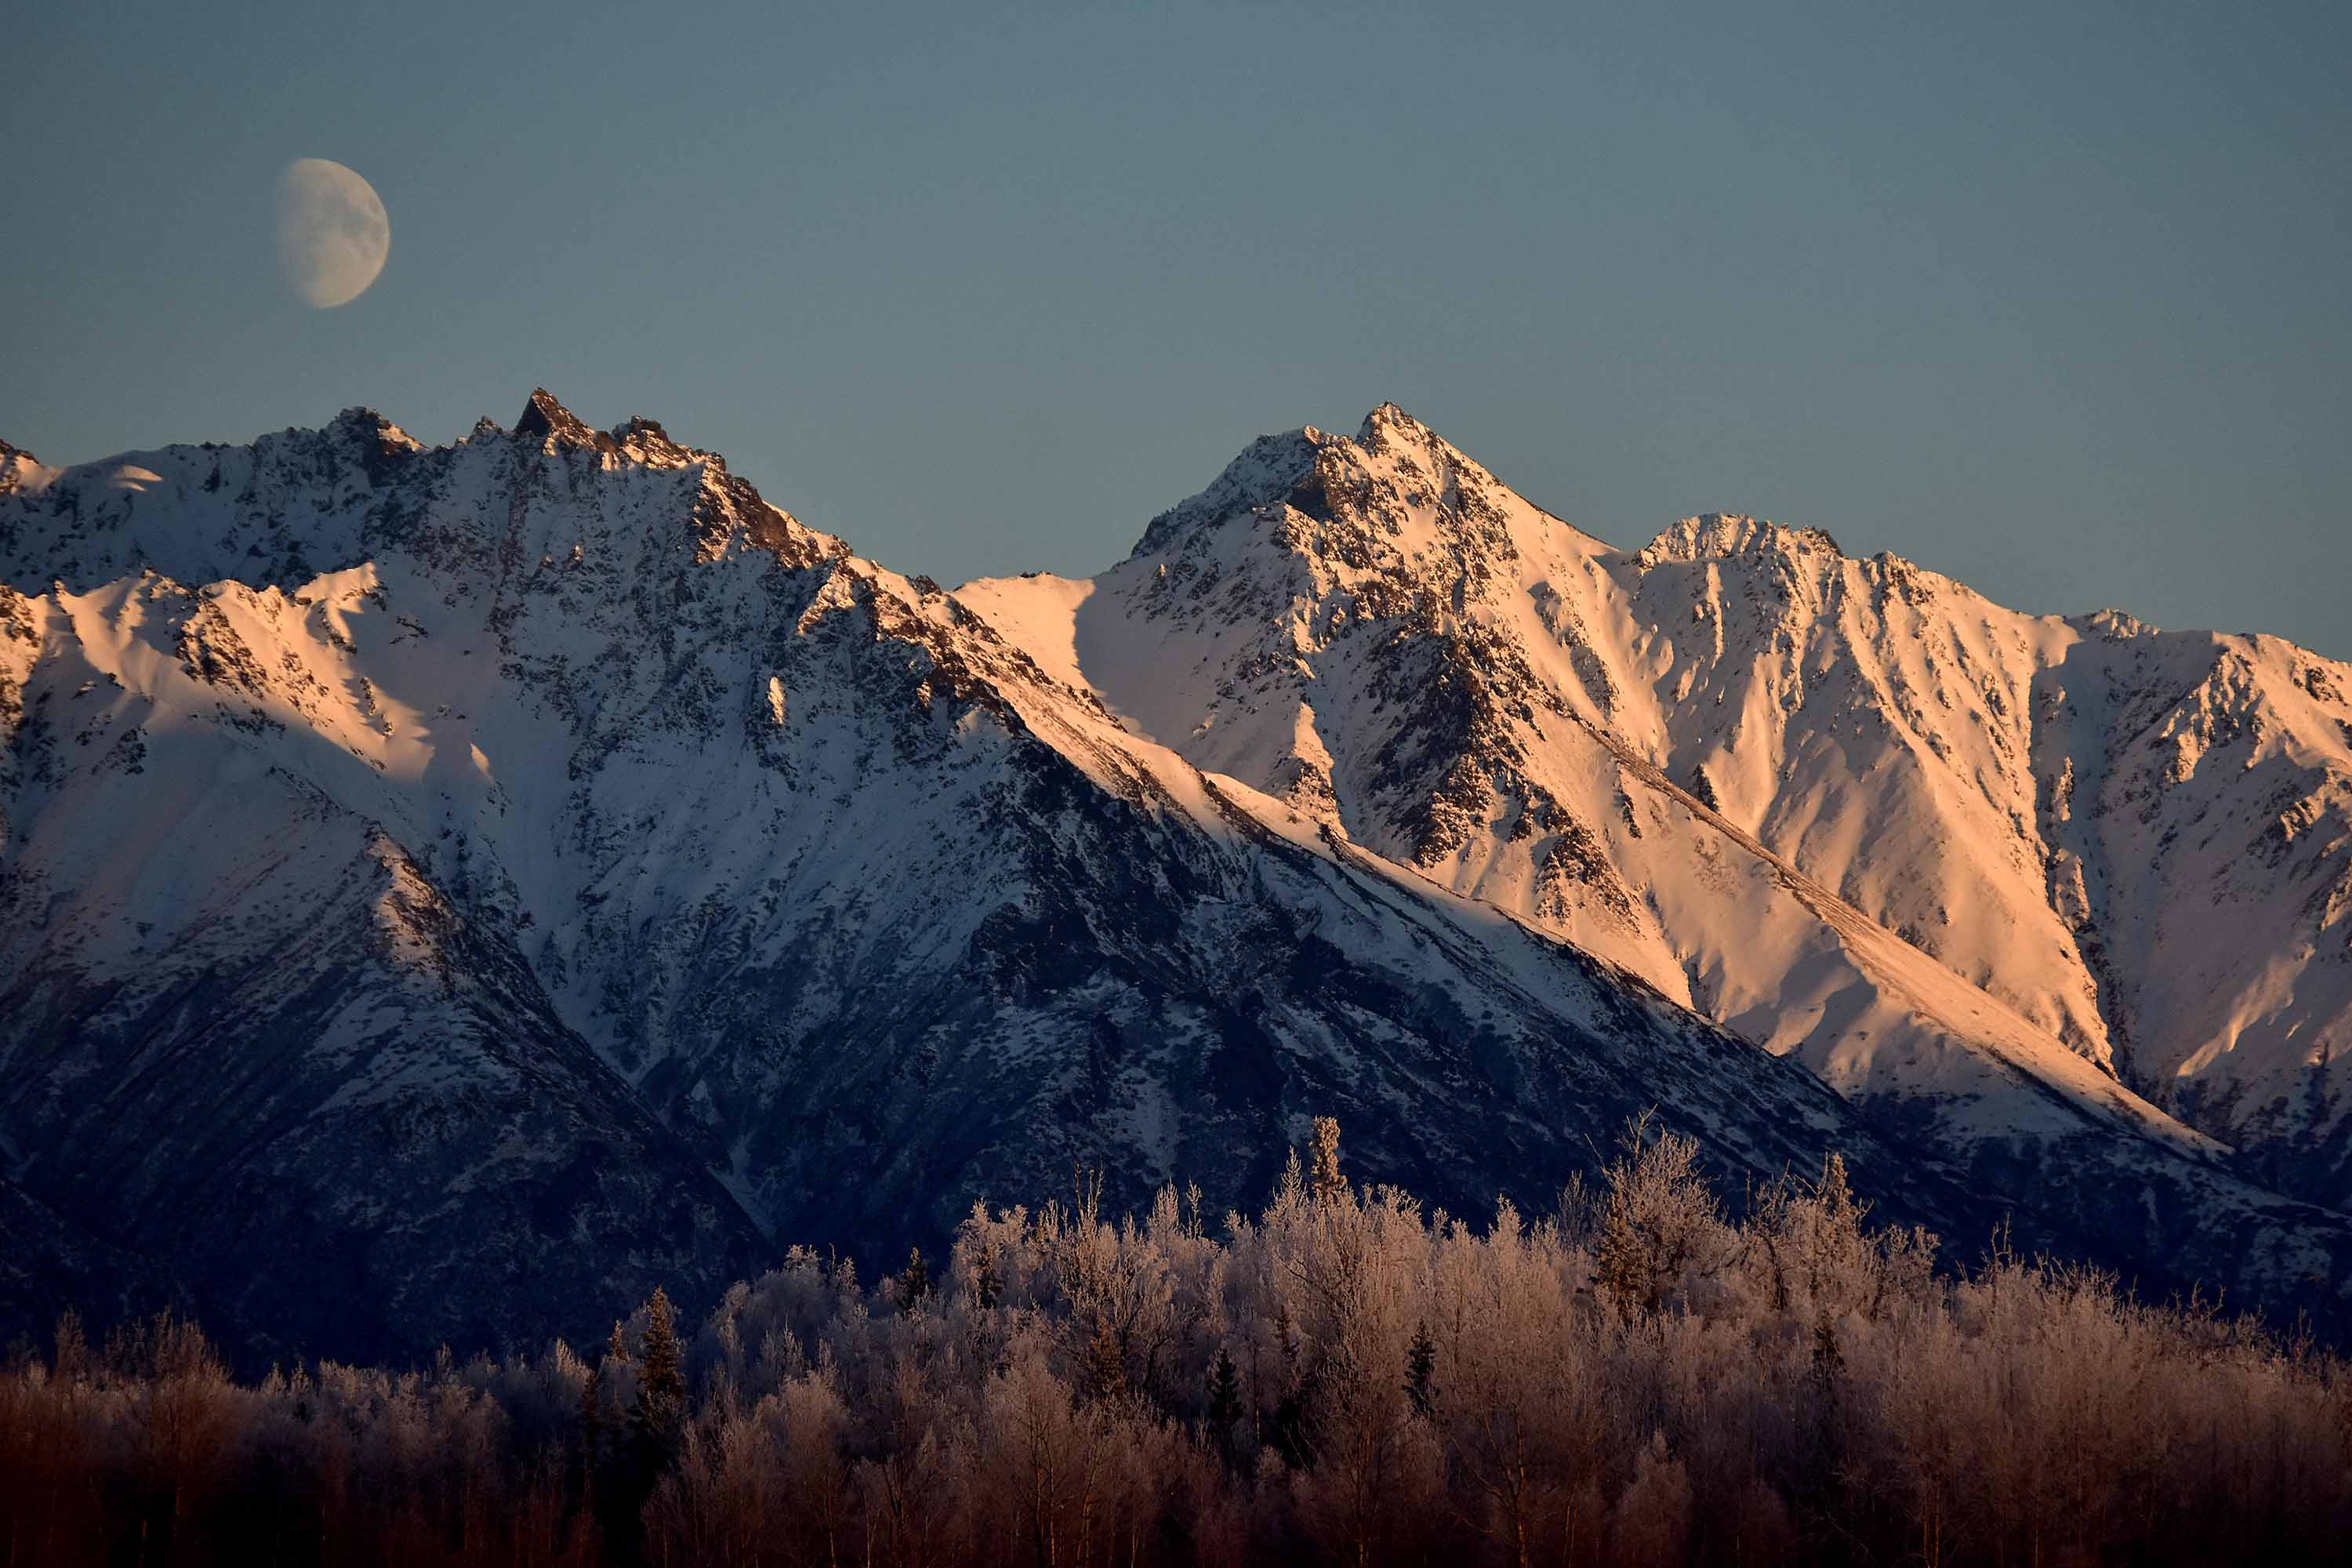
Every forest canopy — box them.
[3,1116,2347,1566]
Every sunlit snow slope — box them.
[964,405,2352,1207]
[2,398,2348,1360]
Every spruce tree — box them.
[53,1308,87,1385]
[974,1241,1004,1309]
[1404,1319,1437,1419]
[1207,1345,1242,1429]
[1080,1315,1127,1404]
[579,1353,605,1493]
[901,1245,931,1305]
[630,1287,685,1458]
[1309,1115,1348,1207]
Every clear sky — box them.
[6,2,2347,656]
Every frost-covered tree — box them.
[4,1115,2350,1566]
[1309,1114,1348,1207]
[1595,1110,1723,1316]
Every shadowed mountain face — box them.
[3,397,2349,1362]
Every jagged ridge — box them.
[5,394,2350,1363]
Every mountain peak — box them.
[1358,401,1425,440]
[514,388,602,450]
[322,406,424,486]
[13,390,2352,1363]
[0,437,42,498]
[1635,513,1846,569]
[610,414,698,468]
[327,405,422,452]
[2080,607,2154,641]
[1130,404,1537,564]
[1131,427,1323,556]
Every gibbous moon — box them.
[276,158,390,309]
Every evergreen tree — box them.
[1080,1315,1128,1404]
[589,1316,648,1558]
[630,1287,685,1457]
[1207,1345,1242,1430]
[1817,1151,1860,1229]
[1802,1312,1849,1537]
[1309,1115,1348,1207]
[974,1240,1004,1309]
[901,1245,932,1305]
[578,1352,605,1491]
[1405,1319,1437,1419]
[53,1308,87,1385]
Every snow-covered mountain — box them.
[3,396,2348,1360]
[964,405,2352,1206]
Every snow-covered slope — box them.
[3,395,2349,1360]
[962,405,2352,1208]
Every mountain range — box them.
[3,394,2347,1362]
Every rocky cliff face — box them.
[4,396,2349,1362]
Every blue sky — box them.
[6,1,2347,655]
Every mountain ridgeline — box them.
[2,394,2348,1361]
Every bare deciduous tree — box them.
[4,1114,2349,1566]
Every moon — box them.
[276,158,390,309]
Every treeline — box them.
[4,1117,2350,1566]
